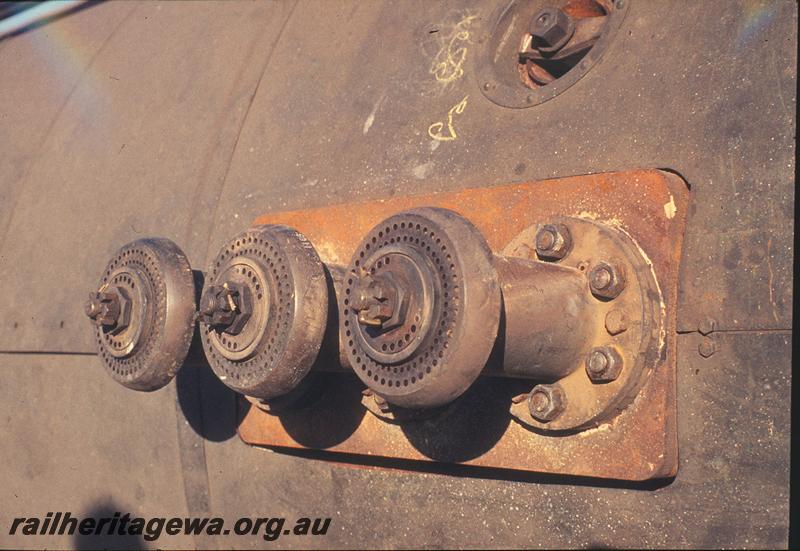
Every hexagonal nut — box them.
[585,346,623,382]
[378,272,408,331]
[198,284,237,327]
[535,223,572,260]
[588,261,626,299]
[698,317,716,336]
[225,283,253,335]
[109,286,133,334]
[529,7,575,53]
[528,384,566,422]
[86,290,121,326]
[368,277,390,301]
[698,338,716,358]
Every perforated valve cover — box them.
[93,238,196,391]
[341,207,501,409]
[201,225,328,400]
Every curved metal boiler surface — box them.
[0,0,793,548]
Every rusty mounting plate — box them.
[238,169,688,481]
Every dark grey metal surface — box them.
[0,0,793,548]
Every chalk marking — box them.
[427,96,469,142]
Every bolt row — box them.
[528,223,630,423]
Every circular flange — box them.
[92,238,196,391]
[200,225,328,400]
[102,267,147,358]
[353,245,436,365]
[504,216,663,431]
[477,0,629,109]
[341,207,501,409]
[207,258,270,361]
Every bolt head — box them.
[585,346,623,382]
[587,350,608,373]
[199,283,243,330]
[85,290,121,327]
[528,384,566,422]
[373,394,391,413]
[368,278,389,301]
[698,338,716,358]
[354,276,381,325]
[536,229,555,250]
[605,309,628,335]
[698,317,716,336]
[588,261,626,299]
[355,272,407,330]
[84,297,103,318]
[535,223,572,260]
[529,7,575,53]
[375,272,409,331]
[591,267,611,289]
[224,283,253,335]
[110,286,133,334]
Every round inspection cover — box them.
[92,238,196,391]
[478,0,629,108]
[200,225,328,400]
[341,207,501,409]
